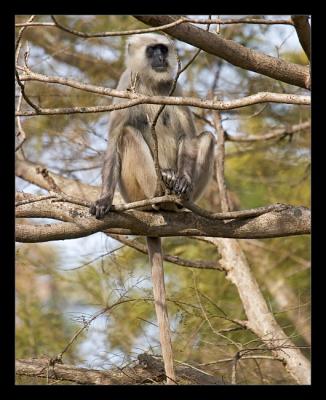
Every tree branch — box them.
[134,15,310,90]
[15,197,310,243]
[16,355,224,385]
[16,68,310,116]
[225,120,310,142]
[16,156,311,243]
[210,110,310,384]
[291,16,311,61]
[108,234,222,271]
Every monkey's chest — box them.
[134,106,179,168]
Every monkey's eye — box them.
[159,45,168,54]
[146,46,155,57]
[146,44,168,58]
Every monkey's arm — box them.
[90,148,120,219]
[90,145,121,219]
[90,118,123,218]
[163,132,215,202]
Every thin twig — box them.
[213,110,230,212]
[183,200,290,220]
[178,16,213,75]
[150,39,182,196]
[225,120,310,142]
[16,191,293,221]
[15,22,56,27]
[15,194,57,207]
[108,234,223,271]
[16,68,310,116]
[55,298,144,361]
[51,15,187,38]
[15,15,35,54]
[46,16,294,41]
[15,92,27,151]
[193,274,242,351]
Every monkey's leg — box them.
[147,237,176,384]
[190,131,215,201]
[175,131,215,201]
[119,127,157,201]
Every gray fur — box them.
[90,33,215,218]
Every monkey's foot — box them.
[173,175,193,199]
[162,170,192,199]
[89,195,113,219]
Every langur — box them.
[90,33,215,384]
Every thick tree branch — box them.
[15,197,310,242]
[291,16,311,61]
[16,157,311,243]
[16,355,224,385]
[134,15,310,90]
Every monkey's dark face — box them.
[146,44,169,72]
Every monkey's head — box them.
[125,33,177,83]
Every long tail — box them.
[146,236,176,384]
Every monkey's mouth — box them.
[152,65,169,72]
[152,60,169,72]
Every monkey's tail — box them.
[146,236,176,384]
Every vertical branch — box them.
[291,16,311,61]
[213,110,230,212]
[211,110,311,384]
[15,15,35,58]
[16,93,27,152]
[151,41,181,197]
[15,15,36,151]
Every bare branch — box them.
[108,234,223,271]
[16,355,224,385]
[225,120,310,142]
[15,197,310,242]
[15,157,311,243]
[15,92,26,152]
[16,69,310,115]
[51,15,187,37]
[184,17,294,26]
[15,22,56,27]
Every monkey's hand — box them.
[90,195,113,219]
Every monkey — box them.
[90,33,215,384]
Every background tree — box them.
[15,15,310,385]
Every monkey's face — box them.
[125,34,177,82]
[146,44,169,72]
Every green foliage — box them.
[16,244,79,362]
[15,15,310,384]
